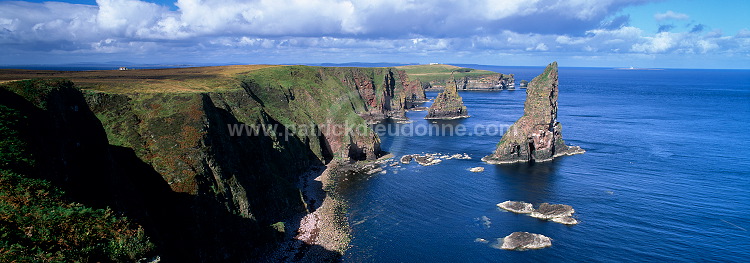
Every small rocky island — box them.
[498,200,578,225]
[497,232,552,250]
[497,200,534,214]
[424,75,469,119]
[482,62,584,164]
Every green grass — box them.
[395,64,498,83]
[0,80,155,262]
[0,171,154,262]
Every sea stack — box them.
[424,74,469,119]
[482,62,584,164]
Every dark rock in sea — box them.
[399,154,442,166]
[497,232,552,250]
[497,201,534,214]
[482,62,584,164]
[413,154,441,166]
[469,167,485,172]
[424,75,469,120]
[529,203,575,220]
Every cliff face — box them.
[397,70,428,109]
[0,80,154,262]
[458,73,515,90]
[424,76,469,120]
[425,73,515,91]
[482,62,583,164]
[340,67,426,122]
[0,66,406,262]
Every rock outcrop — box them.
[529,203,578,225]
[482,62,584,164]
[529,203,575,219]
[347,68,427,123]
[398,72,429,109]
[497,232,552,250]
[497,201,534,214]
[424,76,469,119]
[497,200,579,225]
[469,167,485,172]
[551,216,579,225]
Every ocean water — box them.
[340,67,750,262]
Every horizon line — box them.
[1,62,748,71]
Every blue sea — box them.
[340,66,750,262]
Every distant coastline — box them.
[613,67,664,71]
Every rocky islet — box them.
[483,62,584,164]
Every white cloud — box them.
[0,0,748,66]
[482,0,539,20]
[654,10,689,21]
[556,35,586,45]
[632,32,677,53]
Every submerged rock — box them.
[469,167,485,172]
[529,203,575,220]
[498,232,552,250]
[497,201,534,214]
[474,238,489,244]
[483,62,584,164]
[424,74,469,120]
[476,215,492,228]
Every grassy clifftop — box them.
[395,64,497,84]
[0,65,279,93]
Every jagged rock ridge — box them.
[424,75,469,120]
[482,62,584,164]
[346,68,427,123]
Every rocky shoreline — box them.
[265,163,350,262]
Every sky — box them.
[1,0,749,69]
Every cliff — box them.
[424,75,469,120]
[326,67,426,123]
[396,70,428,109]
[0,65,412,262]
[482,62,584,164]
[456,73,515,90]
[396,64,515,91]
[0,80,154,262]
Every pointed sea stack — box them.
[424,75,469,119]
[482,62,584,164]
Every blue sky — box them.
[2,0,749,69]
